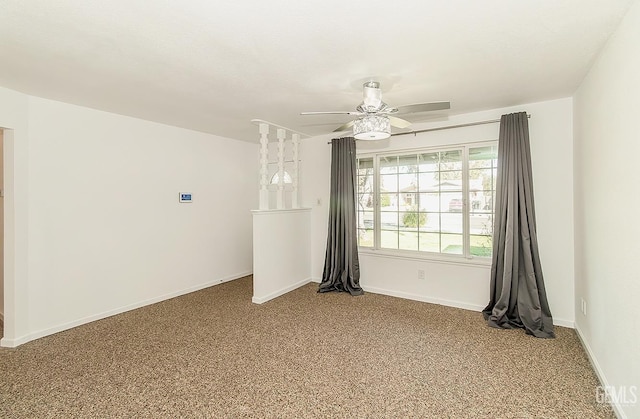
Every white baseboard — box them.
[575,323,627,419]
[252,278,312,304]
[362,285,486,312]
[338,282,575,328]
[313,279,479,312]
[553,318,575,328]
[0,271,252,348]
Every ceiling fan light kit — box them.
[301,81,450,140]
[353,115,391,140]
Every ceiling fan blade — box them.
[388,116,412,129]
[396,102,450,114]
[301,111,363,116]
[333,120,355,132]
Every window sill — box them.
[357,248,492,268]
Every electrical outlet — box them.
[581,298,587,316]
[417,269,425,280]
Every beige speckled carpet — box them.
[0,276,613,418]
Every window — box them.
[356,143,497,259]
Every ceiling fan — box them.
[301,81,450,140]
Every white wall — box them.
[0,87,258,346]
[300,98,575,326]
[252,209,311,304]
[574,1,640,417]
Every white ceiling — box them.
[0,0,634,142]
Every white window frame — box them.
[356,140,497,266]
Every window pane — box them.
[400,192,417,208]
[418,172,439,191]
[380,193,398,210]
[380,174,398,192]
[398,155,418,173]
[380,156,398,174]
[470,234,492,257]
[358,174,374,193]
[439,150,462,171]
[469,146,496,167]
[419,232,440,253]
[381,230,399,249]
[356,154,374,249]
[441,193,463,212]
[399,173,417,194]
[399,211,424,230]
[358,158,374,175]
[399,231,419,251]
[470,168,493,191]
[358,229,374,247]
[421,213,440,232]
[441,213,463,234]
[358,193,374,211]
[441,234,463,254]
[418,193,440,212]
[380,210,398,229]
[470,145,497,259]
[357,210,374,229]
[469,191,492,214]
[439,170,462,184]
[469,158,492,169]
[470,214,493,235]
[419,152,439,172]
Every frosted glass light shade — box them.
[270,170,292,184]
[353,115,391,140]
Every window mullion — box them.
[462,146,470,258]
[396,157,400,250]
[374,155,381,250]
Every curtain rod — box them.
[326,114,531,143]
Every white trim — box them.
[364,285,574,328]
[575,324,627,419]
[358,249,492,268]
[553,318,575,328]
[252,277,312,304]
[356,139,499,160]
[363,285,485,312]
[251,208,311,215]
[0,271,252,348]
[313,279,573,328]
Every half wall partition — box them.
[250,120,311,303]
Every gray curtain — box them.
[318,137,364,296]
[483,112,555,338]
